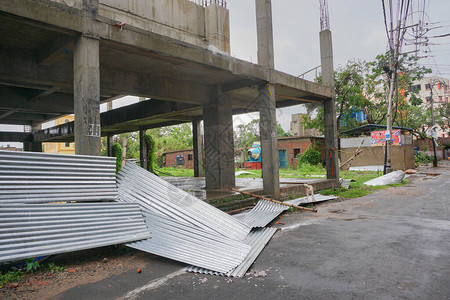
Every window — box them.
[426,96,432,103]
[438,83,441,90]
[446,97,449,103]
[293,148,301,158]
[188,154,193,161]
[425,83,431,90]
[411,84,421,92]
[65,142,70,147]
[439,96,442,102]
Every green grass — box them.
[321,173,410,199]
[236,165,327,179]
[0,270,22,287]
[154,167,194,177]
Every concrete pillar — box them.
[255,0,280,198]
[106,135,113,157]
[139,129,148,169]
[24,124,42,152]
[193,120,204,177]
[320,29,339,180]
[73,34,100,156]
[203,95,235,189]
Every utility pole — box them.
[428,79,446,167]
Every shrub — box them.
[415,151,433,164]
[297,142,321,166]
[112,143,123,173]
[144,133,157,173]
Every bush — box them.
[144,133,156,173]
[112,143,123,173]
[415,151,433,164]
[297,142,322,166]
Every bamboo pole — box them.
[231,188,317,212]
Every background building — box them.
[289,114,321,137]
[43,116,75,155]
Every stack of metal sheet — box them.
[117,163,253,273]
[0,202,151,264]
[0,150,118,204]
[117,163,251,241]
[128,212,251,273]
[185,227,278,277]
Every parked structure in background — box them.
[43,116,75,155]
[290,114,321,137]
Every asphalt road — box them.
[57,163,450,300]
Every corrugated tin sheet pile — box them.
[1,150,333,277]
[0,151,149,264]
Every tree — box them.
[277,123,291,137]
[234,119,259,148]
[436,102,450,136]
[302,53,431,136]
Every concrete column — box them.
[139,129,148,169]
[193,120,204,177]
[258,83,280,197]
[106,135,113,157]
[73,34,100,156]
[320,29,339,180]
[255,0,280,198]
[24,124,42,152]
[203,95,235,189]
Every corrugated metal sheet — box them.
[185,227,278,277]
[234,200,289,228]
[117,163,251,241]
[0,202,150,264]
[287,194,338,205]
[127,212,251,274]
[0,150,118,204]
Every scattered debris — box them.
[405,169,417,174]
[137,269,142,273]
[103,258,109,263]
[364,170,405,186]
[252,270,267,277]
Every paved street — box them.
[56,163,450,300]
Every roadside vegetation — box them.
[0,260,65,287]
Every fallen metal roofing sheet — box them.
[0,150,118,204]
[0,202,150,264]
[234,194,339,228]
[117,163,251,241]
[127,212,251,274]
[233,199,289,228]
[287,194,338,205]
[185,227,278,277]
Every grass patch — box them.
[154,167,194,177]
[321,174,410,199]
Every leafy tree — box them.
[234,119,259,148]
[111,143,122,173]
[436,102,450,136]
[277,123,291,137]
[296,142,321,166]
[302,53,431,135]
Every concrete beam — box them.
[0,47,212,105]
[73,34,100,155]
[0,132,32,143]
[0,0,333,100]
[320,30,339,180]
[36,36,75,66]
[203,94,235,189]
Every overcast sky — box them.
[228,0,450,131]
[3,1,449,147]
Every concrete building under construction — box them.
[0,0,339,198]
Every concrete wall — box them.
[341,135,413,149]
[341,145,415,170]
[98,0,230,52]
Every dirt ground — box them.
[0,247,156,300]
[1,162,446,300]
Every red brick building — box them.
[163,149,195,168]
[163,136,324,169]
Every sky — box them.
[2,0,450,147]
